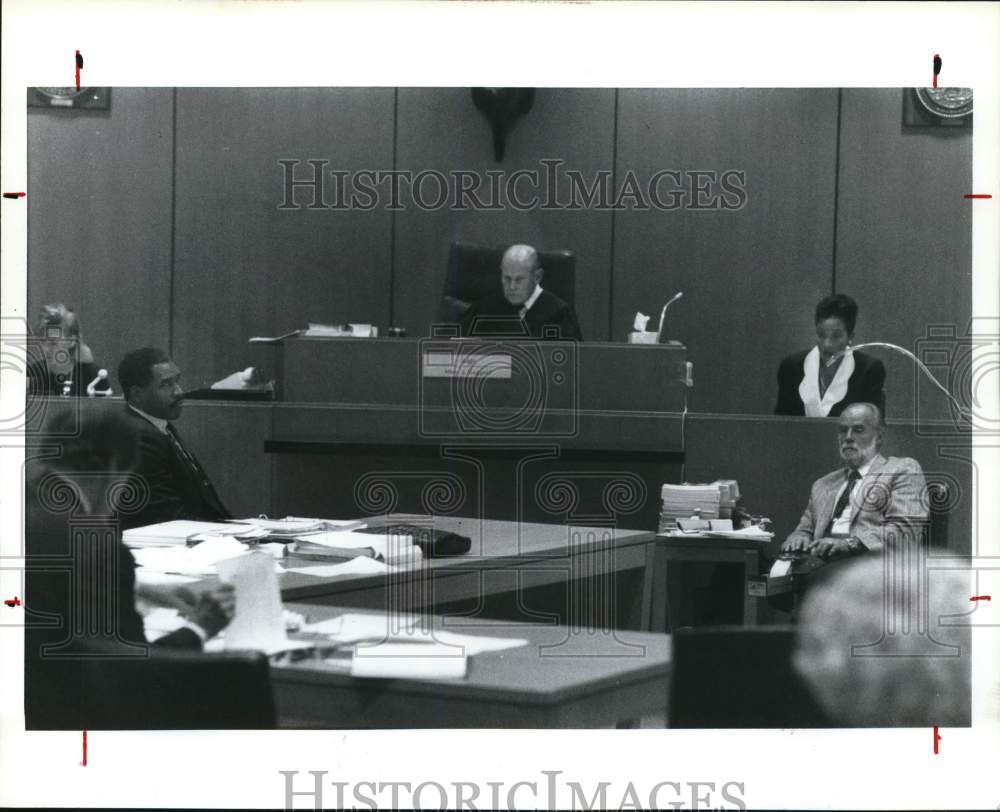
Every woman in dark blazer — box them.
[775,294,886,417]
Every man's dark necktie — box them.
[166,423,230,518]
[166,424,202,477]
[829,468,861,532]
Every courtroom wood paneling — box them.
[176,401,273,520]
[26,397,273,522]
[392,87,616,342]
[684,413,972,555]
[271,450,677,530]
[612,89,840,415]
[172,88,395,389]
[26,87,973,421]
[835,89,973,421]
[27,89,174,390]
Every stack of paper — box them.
[233,516,367,541]
[712,479,740,518]
[658,484,722,531]
[123,520,252,548]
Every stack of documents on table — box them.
[291,528,423,566]
[658,484,722,531]
[234,516,366,541]
[713,479,740,518]
[123,520,253,548]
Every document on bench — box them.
[283,556,390,578]
[351,642,469,680]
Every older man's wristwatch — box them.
[845,536,867,554]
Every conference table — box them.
[279,514,658,631]
[271,604,672,728]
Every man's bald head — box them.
[837,402,885,469]
[501,244,543,306]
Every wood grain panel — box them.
[612,89,839,415]
[175,401,273,519]
[172,88,395,389]
[27,89,174,390]
[392,88,616,342]
[835,89,973,421]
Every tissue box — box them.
[627,331,659,345]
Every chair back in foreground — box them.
[668,626,830,728]
[77,642,276,730]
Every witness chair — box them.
[440,242,576,323]
[765,481,951,618]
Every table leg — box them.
[640,543,657,631]
[743,548,760,626]
[649,548,671,634]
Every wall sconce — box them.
[471,87,536,162]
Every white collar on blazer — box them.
[799,345,855,417]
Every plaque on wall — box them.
[28,87,111,110]
[903,87,972,128]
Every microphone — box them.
[86,368,110,397]
[656,292,684,342]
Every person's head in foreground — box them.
[793,556,970,726]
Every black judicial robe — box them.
[459,290,583,340]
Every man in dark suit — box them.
[110,347,232,529]
[24,417,235,728]
[459,244,583,340]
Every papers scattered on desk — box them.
[124,520,252,548]
[303,612,418,642]
[134,569,201,587]
[303,322,376,338]
[283,556,390,579]
[144,605,309,652]
[132,537,252,576]
[233,516,368,538]
[350,628,527,680]
[662,526,773,541]
[292,529,422,566]
[206,636,316,656]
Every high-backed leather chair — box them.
[440,242,576,323]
